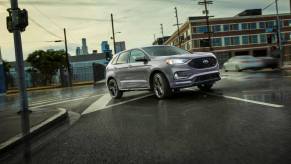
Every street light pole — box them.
[63,28,72,87]
[111,13,116,54]
[160,24,164,44]
[198,0,213,51]
[10,0,29,113]
[174,7,182,48]
[275,0,283,67]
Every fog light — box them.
[174,71,192,80]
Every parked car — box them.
[258,57,279,69]
[223,56,264,72]
[106,45,221,99]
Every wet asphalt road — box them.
[1,69,291,164]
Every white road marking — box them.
[29,93,98,106]
[242,90,274,93]
[221,95,284,108]
[82,94,111,115]
[186,88,284,108]
[82,93,154,115]
[30,94,103,109]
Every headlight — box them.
[166,59,189,65]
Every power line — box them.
[263,1,276,10]
[28,17,62,39]
[30,4,63,30]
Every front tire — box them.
[108,78,123,99]
[198,83,213,91]
[152,73,172,99]
[236,65,242,72]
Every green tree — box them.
[2,60,11,73]
[26,50,66,85]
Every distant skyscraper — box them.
[76,47,81,56]
[115,41,126,53]
[82,38,88,55]
[101,41,111,53]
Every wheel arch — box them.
[149,69,170,90]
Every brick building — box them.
[164,9,291,65]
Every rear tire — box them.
[198,83,213,91]
[152,73,172,99]
[108,78,123,99]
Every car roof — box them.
[115,45,176,56]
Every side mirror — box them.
[135,57,148,62]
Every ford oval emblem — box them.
[203,59,209,64]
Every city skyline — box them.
[0,0,290,61]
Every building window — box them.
[192,40,199,48]
[196,26,208,33]
[242,35,249,45]
[212,38,222,47]
[259,22,265,29]
[224,36,240,46]
[212,25,221,32]
[280,33,285,41]
[287,20,291,26]
[266,21,275,28]
[230,24,239,31]
[223,24,229,32]
[250,35,258,44]
[232,36,240,45]
[200,39,211,47]
[241,23,248,30]
[260,34,267,43]
[224,37,231,46]
[249,23,257,30]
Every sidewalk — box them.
[0,108,67,154]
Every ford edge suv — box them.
[106,45,221,99]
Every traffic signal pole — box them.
[9,0,29,113]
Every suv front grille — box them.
[188,57,217,69]
[194,73,220,83]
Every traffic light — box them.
[6,8,29,33]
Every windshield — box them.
[142,46,190,56]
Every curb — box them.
[0,108,68,155]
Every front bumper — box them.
[170,71,221,88]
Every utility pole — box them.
[111,13,116,54]
[9,0,29,113]
[174,7,182,48]
[198,0,213,51]
[63,28,72,87]
[275,0,283,67]
[160,24,165,44]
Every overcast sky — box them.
[0,0,290,61]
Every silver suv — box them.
[106,45,221,99]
